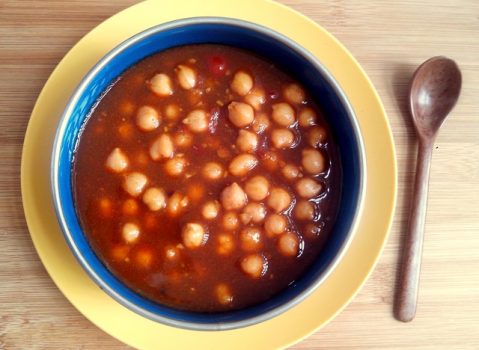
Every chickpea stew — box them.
[73,44,341,312]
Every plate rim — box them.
[21,0,397,349]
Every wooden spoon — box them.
[395,56,462,322]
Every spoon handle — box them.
[395,139,434,322]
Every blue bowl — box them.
[51,17,365,331]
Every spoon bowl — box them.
[410,56,462,139]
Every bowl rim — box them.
[50,16,367,331]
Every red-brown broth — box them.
[73,44,341,312]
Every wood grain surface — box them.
[1,1,478,349]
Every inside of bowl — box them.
[55,19,362,329]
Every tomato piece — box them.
[208,55,227,76]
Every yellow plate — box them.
[21,0,396,348]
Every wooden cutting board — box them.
[0,0,478,348]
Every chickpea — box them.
[302,148,326,174]
[164,155,187,176]
[264,213,287,236]
[174,131,193,148]
[244,87,266,110]
[111,244,129,261]
[167,192,189,216]
[239,213,251,225]
[215,283,234,305]
[281,163,301,180]
[295,178,322,198]
[135,247,154,268]
[294,200,315,220]
[222,211,239,231]
[244,176,269,201]
[187,183,204,202]
[228,154,258,177]
[182,223,206,249]
[122,198,139,216]
[119,100,135,116]
[278,232,299,257]
[230,70,253,96]
[271,128,295,149]
[149,73,173,96]
[239,253,266,278]
[117,123,134,140]
[236,130,258,153]
[298,107,317,127]
[307,125,328,147]
[252,112,270,134]
[283,83,305,104]
[202,162,224,180]
[261,150,281,172]
[98,197,113,218]
[165,103,182,120]
[240,227,263,252]
[106,147,128,173]
[175,64,197,90]
[123,172,148,197]
[221,183,247,211]
[228,101,254,127]
[267,187,292,213]
[150,134,174,160]
[183,109,209,133]
[136,105,160,131]
[142,187,167,211]
[122,223,140,243]
[202,200,220,220]
[241,203,267,224]
[271,102,295,127]
[217,233,234,255]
